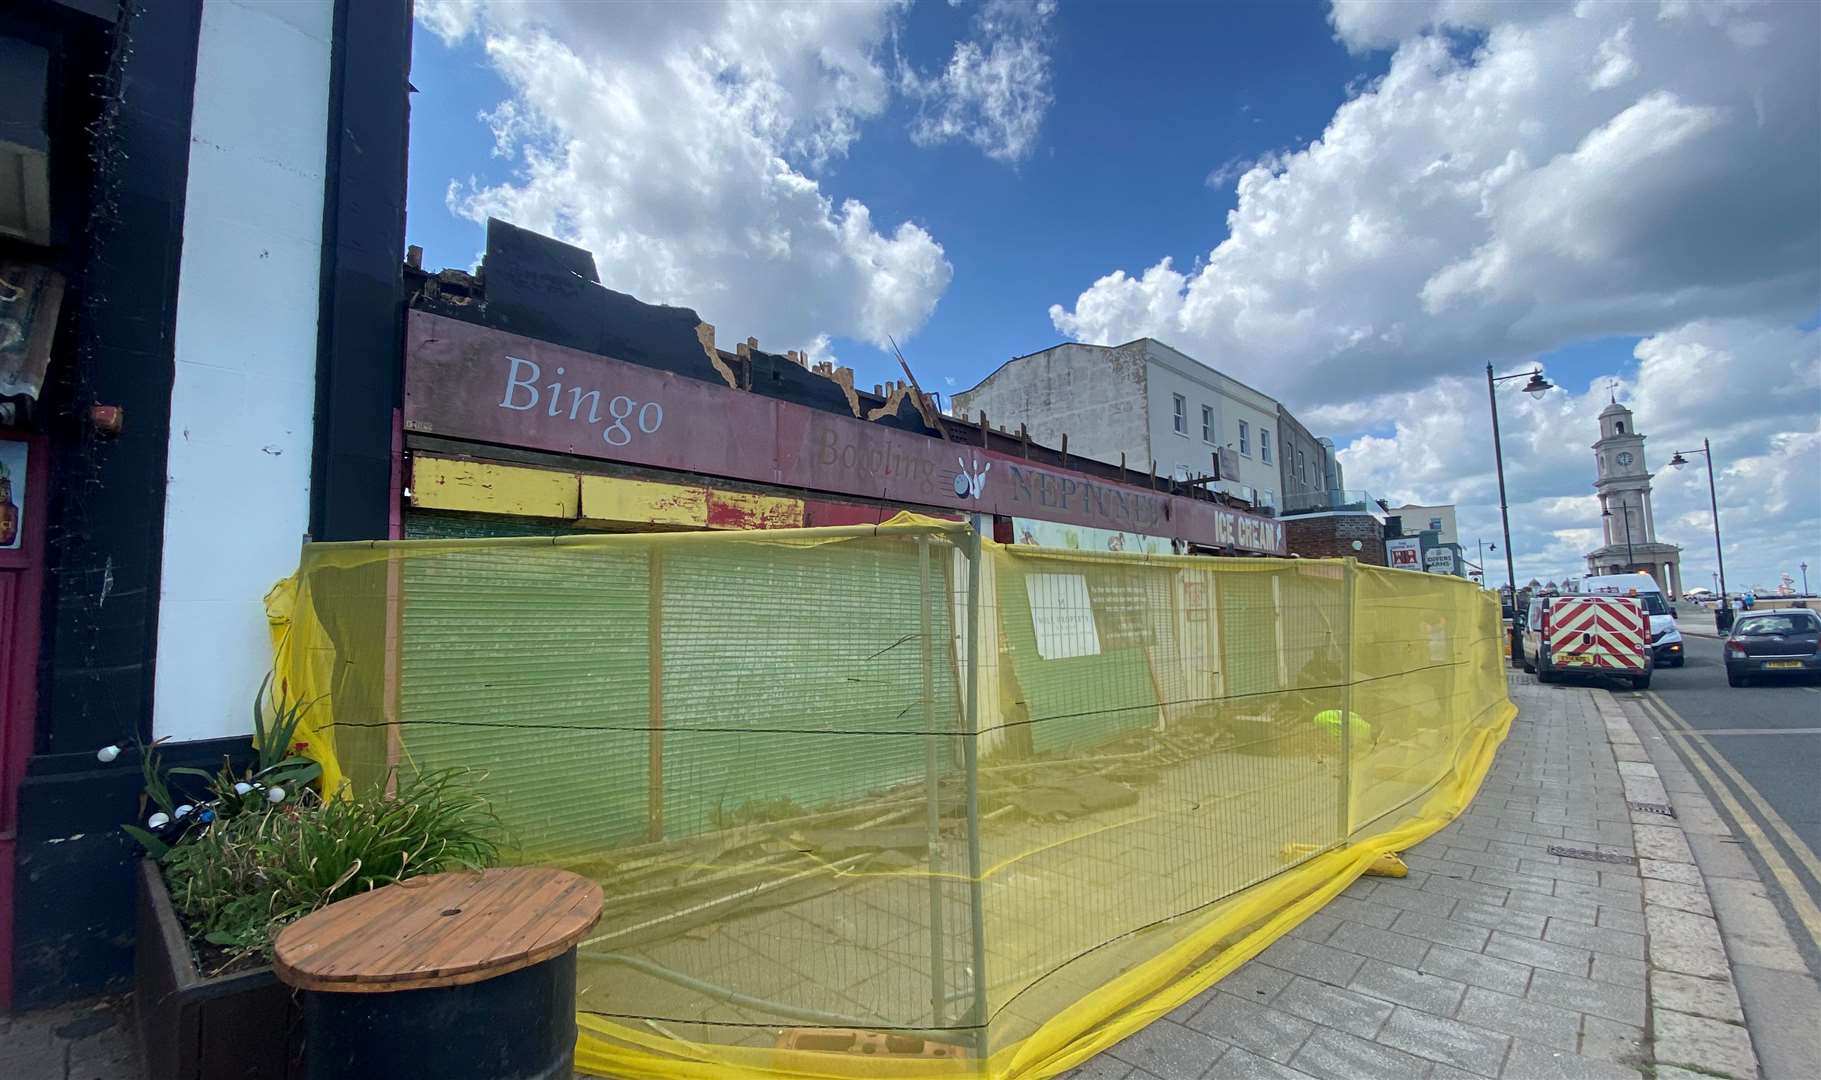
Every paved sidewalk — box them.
[0,996,138,1080]
[1067,676,1717,1080]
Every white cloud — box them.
[1318,322,1820,592]
[1048,0,1819,590]
[1048,0,1820,406]
[419,0,953,354]
[899,0,1056,162]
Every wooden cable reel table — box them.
[274,868,603,1080]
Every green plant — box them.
[117,676,324,857]
[161,768,500,967]
[246,672,323,791]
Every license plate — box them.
[1559,654,1592,666]
[1767,660,1803,670]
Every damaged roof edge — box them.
[404,219,1255,510]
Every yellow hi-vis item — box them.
[268,517,1513,1079]
[1312,709,1372,745]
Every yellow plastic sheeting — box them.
[268,520,1513,1080]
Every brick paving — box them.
[1064,677,1663,1080]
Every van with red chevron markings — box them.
[1520,593,1653,690]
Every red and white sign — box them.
[1386,537,1421,569]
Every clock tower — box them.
[1585,398,1682,594]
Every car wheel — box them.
[1673,656,1686,668]
[1631,673,1651,691]
[1537,667,1555,684]
[1727,671,1744,687]
[1523,660,1535,674]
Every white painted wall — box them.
[1143,342,1281,510]
[952,342,1150,469]
[153,0,332,741]
[1395,503,1459,546]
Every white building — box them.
[1393,504,1458,546]
[1584,399,1683,594]
[952,339,1299,513]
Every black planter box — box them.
[134,860,304,1079]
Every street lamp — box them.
[1803,561,1810,597]
[1601,502,1636,571]
[1668,439,1729,625]
[1486,365,1554,665]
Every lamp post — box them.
[1601,502,1636,571]
[1486,364,1554,665]
[1802,562,1810,597]
[1668,439,1729,626]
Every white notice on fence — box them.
[1025,573,1101,660]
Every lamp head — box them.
[1521,372,1553,399]
[1668,452,1688,471]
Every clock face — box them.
[1616,451,1634,467]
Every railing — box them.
[1280,488,1387,521]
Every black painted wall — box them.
[310,0,412,543]
[14,0,203,1009]
[13,0,415,1008]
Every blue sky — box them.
[407,2,1408,404]
[405,0,1817,592]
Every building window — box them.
[1173,464,1191,482]
[1297,449,1306,480]
[1238,420,1250,455]
[1173,393,1187,436]
[1262,489,1275,509]
[1201,405,1214,443]
[1260,428,1272,463]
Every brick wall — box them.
[1284,513,1388,565]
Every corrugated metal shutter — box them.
[397,510,651,858]
[656,537,958,838]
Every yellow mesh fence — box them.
[269,517,1512,1080]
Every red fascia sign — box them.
[403,311,1286,555]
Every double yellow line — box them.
[1636,691,1821,952]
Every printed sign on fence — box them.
[1025,573,1101,659]
[1386,537,1421,569]
[1087,572,1157,650]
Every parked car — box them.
[1724,609,1821,687]
[1522,593,1653,690]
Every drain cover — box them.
[1628,801,1675,816]
[1547,845,1637,865]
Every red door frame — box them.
[0,431,50,1012]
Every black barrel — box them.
[302,949,577,1080]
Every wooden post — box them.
[1019,424,1030,458]
[1150,460,1158,490]
[1060,433,1069,466]
[383,550,402,797]
[647,547,665,841]
[979,410,989,447]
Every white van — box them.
[1578,572,1684,667]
